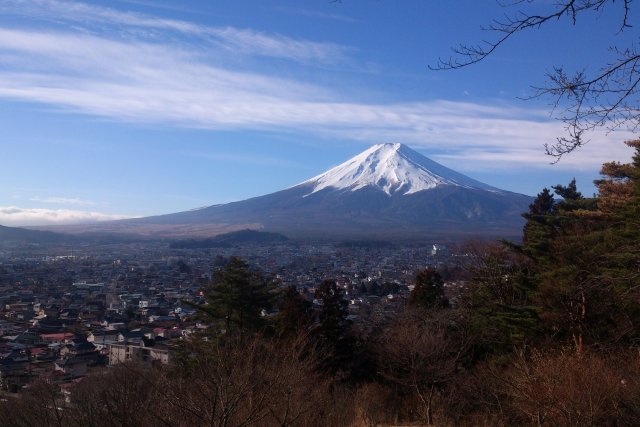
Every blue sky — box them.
[1,0,637,226]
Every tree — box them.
[275,285,313,337]
[462,242,541,356]
[552,178,582,201]
[408,268,449,309]
[432,0,639,159]
[163,335,351,427]
[315,279,351,346]
[502,350,640,426]
[376,310,469,426]
[68,363,160,427]
[522,188,556,261]
[198,257,277,335]
[314,279,354,376]
[517,144,640,351]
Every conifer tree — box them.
[315,279,350,346]
[314,279,354,376]
[531,143,640,350]
[408,268,449,309]
[275,285,313,337]
[522,188,556,261]
[463,243,540,356]
[199,257,277,335]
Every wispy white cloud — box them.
[0,1,634,172]
[430,134,636,171]
[29,196,98,206]
[0,206,130,226]
[0,0,350,64]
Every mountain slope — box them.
[43,143,533,240]
[125,143,533,239]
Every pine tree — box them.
[199,257,277,335]
[315,279,350,345]
[552,178,582,201]
[314,279,353,376]
[275,286,312,337]
[531,144,640,351]
[408,268,448,309]
[522,188,556,261]
[463,243,541,356]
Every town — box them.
[0,239,461,393]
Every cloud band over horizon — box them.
[0,206,131,227]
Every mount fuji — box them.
[300,143,501,196]
[51,143,533,240]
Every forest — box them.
[1,140,639,426]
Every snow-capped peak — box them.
[300,143,500,196]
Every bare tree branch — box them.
[431,0,638,160]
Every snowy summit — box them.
[301,143,500,196]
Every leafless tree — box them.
[66,363,162,427]
[499,349,640,426]
[156,334,352,427]
[375,309,470,425]
[0,380,70,427]
[432,0,639,161]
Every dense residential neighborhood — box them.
[0,240,455,393]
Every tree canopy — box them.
[198,256,278,335]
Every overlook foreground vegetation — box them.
[2,140,640,426]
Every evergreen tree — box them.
[275,286,313,337]
[315,279,350,345]
[522,188,556,261]
[527,146,640,351]
[199,257,277,335]
[552,178,582,201]
[408,268,448,309]
[463,243,541,356]
[314,279,354,376]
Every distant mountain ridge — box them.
[170,230,288,249]
[39,143,534,241]
[0,224,74,244]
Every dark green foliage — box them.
[275,285,313,337]
[463,244,541,356]
[522,188,556,260]
[533,144,640,350]
[526,187,555,216]
[552,178,582,201]
[314,279,355,376]
[198,256,277,335]
[408,268,449,309]
[315,279,350,346]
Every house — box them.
[40,332,75,345]
[108,341,171,366]
[87,330,119,350]
[0,320,16,336]
[54,357,88,378]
